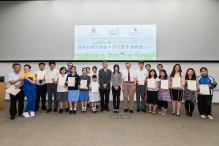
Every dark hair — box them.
[113,64,120,74]
[82,67,87,71]
[71,66,76,70]
[200,67,208,72]
[86,67,90,70]
[126,62,131,65]
[59,67,67,74]
[39,62,45,66]
[159,69,168,79]
[92,66,97,70]
[49,61,56,66]
[138,61,144,64]
[185,68,196,80]
[67,62,73,66]
[145,64,151,67]
[170,64,182,77]
[92,75,97,79]
[103,61,108,64]
[12,63,21,68]
[148,69,157,79]
[157,64,163,68]
[24,64,31,69]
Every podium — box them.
[0,82,7,110]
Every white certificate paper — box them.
[45,74,53,83]
[199,85,210,95]
[147,79,155,88]
[91,82,98,92]
[6,85,21,96]
[138,76,145,85]
[172,78,181,88]
[80,80,87,89]
[37,71,45,80]
[58,76,67,86]
[161,80,169,89]
[68,77,75,87]
[188,80,196,90]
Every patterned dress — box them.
[183,82,196,103]
[158,78,171,101]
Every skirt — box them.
[147,91,158,104]
[57,92,68,102]
[79,91,89,101]
[89,92,100,102]
[68,90,79,102]
[170,89,183,101]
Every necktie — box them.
[39,80,43,84]
[128,70,130,82]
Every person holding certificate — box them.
[197,67,217,120]
[66,66,80,114]
[156,64,163,111]
[169,64,185,116]
[135,61,148,113]
[89,75,100,113]
[158,69,171,115]
[79,67,91,112]
[111,64,122,113]
[91,66,99,108]
[55,67,68,114]
[144,64,151,109]
[34,62,47,112]
[146,69,160,115]
[7,63,25,120]
[183,68,197,118]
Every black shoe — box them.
[130,110,133,113]
[141,109,147,113]
[35,109,39,112]
[84,109,87,112]
[46,109,52,113]
[73,110,76,114]
[69,110,73,114]
[10,116,15,120]
[113,109,117,113]
[100,109,104,112]
[189,113,193,118]
[59,109,63,114]
[95,110,98,113]
[105,109,110,111]
[65,108,69,112]
[54,108,57,112]
[41,107,47,110]
[87,103,90,107]
[92,110,95,113]
[124,109,128,113]
[137,109,140,112]
[186,112,190,117]
[96,105,99,109]
[176,114,180,116]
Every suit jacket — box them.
[98,68,112,90]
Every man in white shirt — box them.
[46,62,59,113]
[122,62,137,113]
[34,62,47,112]
[135,61,148,113]
[7,63,25,120]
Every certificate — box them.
[161,80,169,89]
[45,74,53,83]
[138,76,145,85]
[91,82,98,92]
[147,79,155,88]
[68,77,75,87]
[37,71,45,80]
[6,85,21,96]
[172,78,181,88]
[188,80,196,90]
[199,85,210,95]
[80,80,87,89]
[58,76,67,86]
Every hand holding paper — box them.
[6,85,21,96]
[45,74,53,83]
[91,82,98,92]
[37,71,45,80]
[199,85,210,95]
[80,80,87,89]
[161,80,169,89]
[172,78,181,88]
[188,80,196,91]
[147,79,155,88]
[68,77,75,87]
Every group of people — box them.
[8,61,217,120]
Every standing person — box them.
[86,67,91,107]
[79,67,91,112]
[66,66,80,114]
[156,64,163,111]
[55,67,68,114]
[87,67,91,76]
[197,67,217,120]
[144,64,151,109]
[8,63,25,120]
[20,64,36,118]
[89,75,100,113]
[46,62,59,113]
[111,64,122,113]
[170,64,185,116]
[34,62,47,112]
[183,68,197,118]
[135,61,148,113]
[158,69,171,115]
[122,62,137,113]
[98,61,112,112]
[66,62,73,75]
[145,64,151,72]
[91,66,99,108]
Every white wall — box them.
[1,62,219,102]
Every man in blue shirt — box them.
[67,62,77,75]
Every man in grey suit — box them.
[99,61,112,112]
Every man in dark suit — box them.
[98,61,112,112]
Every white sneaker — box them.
[30,111,35,117]
[22,112,30,118]
[207,115,214,120]
[200,115,206,119]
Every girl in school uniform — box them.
[20,64,36,118]
[55,67,68,114]
[158,69,171,116]
[66,66,80,114]
[183,68,197,118]
[147,69,160,115]
[91,66,99,108]
[169,64,185,116]
[89,75,100,113]
[79,67,91,112]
